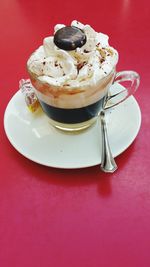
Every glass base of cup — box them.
[48,117,97,132]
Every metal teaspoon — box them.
[100,96,118,173]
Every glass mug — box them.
[27,67,140,131]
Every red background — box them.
[0,0,150,266]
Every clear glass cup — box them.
[27,66,140,132]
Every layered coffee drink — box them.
[27,21,118,131]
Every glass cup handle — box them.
[104,71,140,109]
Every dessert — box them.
[27,20,119,130]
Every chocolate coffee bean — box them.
[54,26,86,51]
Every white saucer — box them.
[4,85,141,169]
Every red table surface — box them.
[0,0,150,266]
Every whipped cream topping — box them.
[27,20,118,88]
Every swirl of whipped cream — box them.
[27,20,118,88]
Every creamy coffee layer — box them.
[29,71,115,108]
[27,21,118,108]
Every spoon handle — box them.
[100,111,117,173]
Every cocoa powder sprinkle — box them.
[83,49,89,53]
[55,61,59,67]
[100,58,105,63]
[77,61,87,72]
